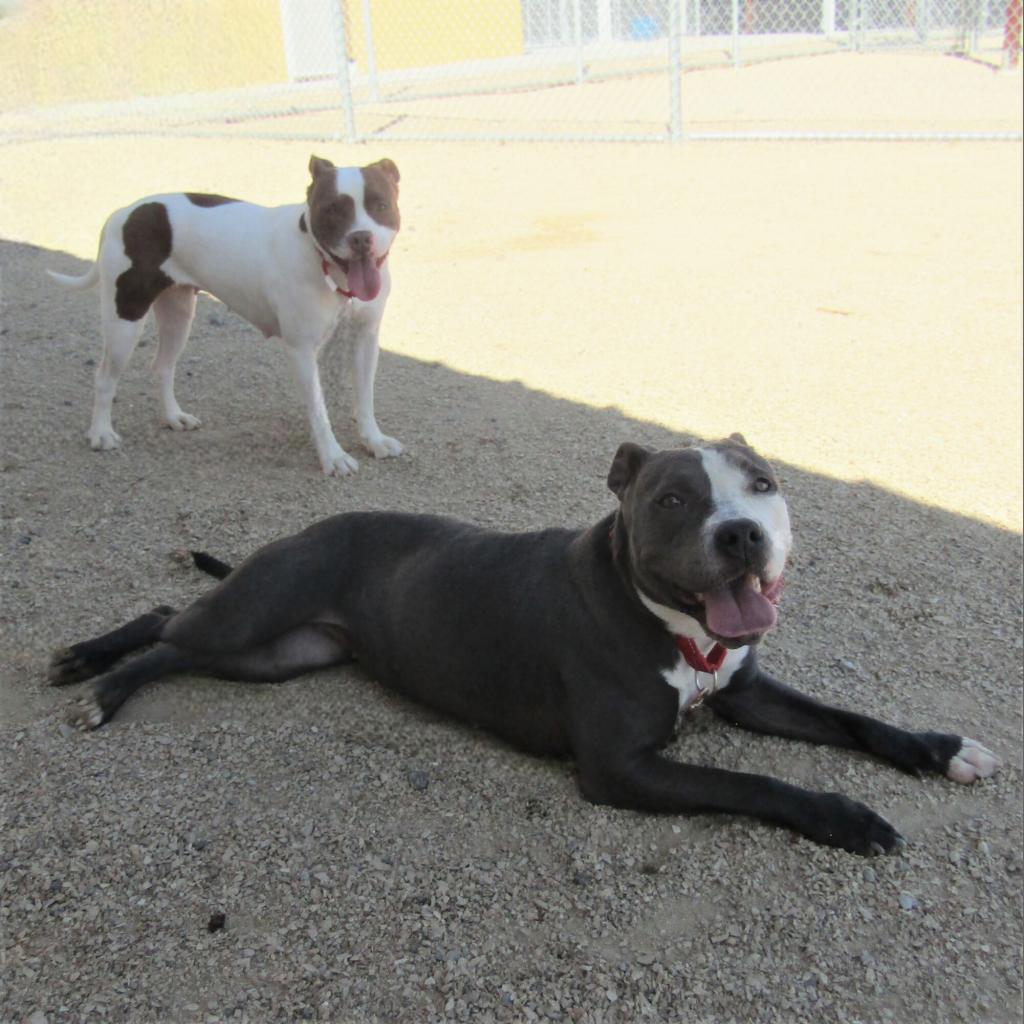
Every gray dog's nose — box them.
[714,518,765,564]
[348,230,373,255]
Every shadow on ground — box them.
[2,241,1021,1023]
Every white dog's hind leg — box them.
[151,285,201,431]
[90,304,147,450]
[283,337,358,476]
[352,327,402,459]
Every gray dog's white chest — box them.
[659,646,748,711]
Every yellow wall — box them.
[1,0,288,111]
[0,0,525,113]
[347,0,523,72]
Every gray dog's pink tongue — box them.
[345,256,381,302]
[703,578,777,638]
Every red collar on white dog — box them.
[321,258,355,298]
[317,246,390,301]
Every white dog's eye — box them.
[658,494,683,509]
[753,477,774,493]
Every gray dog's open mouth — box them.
[672,574,784,640]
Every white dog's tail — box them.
[46,262,100,291]
[47,225,106,290]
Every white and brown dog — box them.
[48,156,402,476]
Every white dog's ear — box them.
[728,432,748,446]
[369,158,400,189]
[309,155,336,179]
[607,442,652,500]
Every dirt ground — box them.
[1,131,1022,1024]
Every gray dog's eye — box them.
[754,477,774,493]
[658,494,683,509]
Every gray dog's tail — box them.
[190,551,233,580]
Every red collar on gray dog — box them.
[609,517,729,677]
[675,635,727,674]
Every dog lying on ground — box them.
[50,437,998,853]
[47,156,402,476]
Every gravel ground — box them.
[1,136,1022,1024]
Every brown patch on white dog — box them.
[361,159,401,231]
[306,155,355,252]
[115,202,174,322]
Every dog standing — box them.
[49,437,998,854]
[48,156,402,476]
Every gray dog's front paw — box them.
[946,738,999,784]
[806,793,906,856]
[67,695,106,732]
[49,647,94,686]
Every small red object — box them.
[675,635,727,674]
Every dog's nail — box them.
[869,841,886,857]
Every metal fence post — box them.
[917,0,931,41]
[821,0,836,34]
[731,0,741,65]
[669,0,683,142]
[573,0,584,84]
[361,0,381,101]
[329,0,357,142]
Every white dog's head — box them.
[306,155,400,302]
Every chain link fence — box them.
[2,0,1021,144]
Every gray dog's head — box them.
[608,435,792,647]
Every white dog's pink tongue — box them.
[703,578,777,638]
[345,256,381,302]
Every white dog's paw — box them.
[946,738,999,784]
[321,448,360,477]
[68,695,105,732]
[162,411,202,432]
[364,434,403,459]
[88,428,122,451]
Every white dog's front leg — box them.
[352,325,402,460]
[283,340,358,477]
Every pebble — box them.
[898,892,919,911]
[407,769,430,792]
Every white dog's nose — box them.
[348,230,373,255]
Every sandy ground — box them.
[1,131,1022,1024]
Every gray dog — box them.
[51,437,998,854]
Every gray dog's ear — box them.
[607,443,652,499]
[728,432,748,446]
[309,155,336,179]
